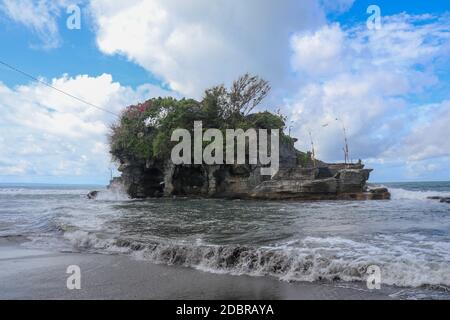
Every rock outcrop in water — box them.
[87,190,99,199]
[97,74,390,201]
[428,196,450,204]
[104,138,389,201]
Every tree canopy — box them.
[109,74,290,164]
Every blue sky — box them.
[0,0,449,184]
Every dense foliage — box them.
[109,74,291,164]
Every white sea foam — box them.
[21,226,450,290]
[388,187,450,200]
[93,186,131,201]
[6,182,450,297]
[0,186,130,200]
[0,188,90,196]
[113,235,450,289]
[62,230,131,253]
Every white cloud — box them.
[0,74,175,181]
[1,1,449,182]
[89,0,329,97]
[291,24,345,77]
[390,101,450,162]
[1,0,63,48]
[286,14,450,168]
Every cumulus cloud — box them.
[286,14,450,167]
[1,0,449,181]
[1,0,65,48]
[291,24,345,77]
[0,74,175,181]
[389,100,450,162]
[89,0,329,97]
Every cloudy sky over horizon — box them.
[0,0,449,184]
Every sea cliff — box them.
[107,138,389,200]
[99,75,390,201]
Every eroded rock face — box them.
[87,190,99,199]
[117,162,164,198]
[107,140,389,201]
[112,162,389,201]
[247,167,390,200]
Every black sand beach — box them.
[0,240,394,300]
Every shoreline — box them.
[0,241,395,300]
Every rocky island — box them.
[98,75,390,201]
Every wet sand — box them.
[0,242,394,300]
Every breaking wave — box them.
[93,188,131,201]
[7,181,450,299]
[53,230,450,290]
[386,187,450,201]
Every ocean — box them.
[1,181,449,299]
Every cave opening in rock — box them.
[172,166,207,195]
[140,167,164,197]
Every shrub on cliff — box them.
[109,74,289,164]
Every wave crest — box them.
[388,187,450,200]
[108,237,450,289]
